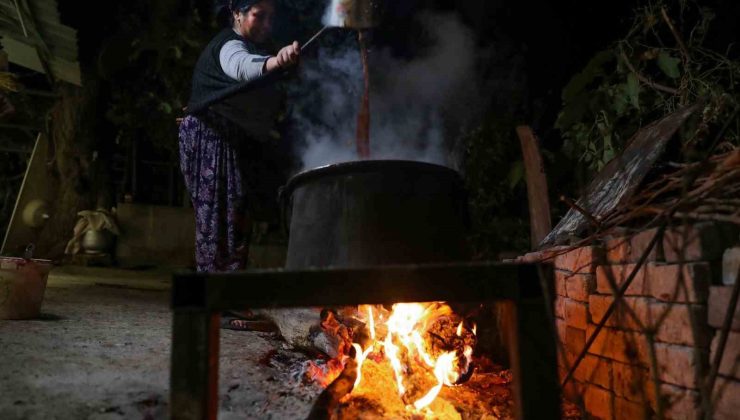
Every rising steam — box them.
[287,12,482,172]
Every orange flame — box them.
[351,302,476,414]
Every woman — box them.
[179,0,300,273]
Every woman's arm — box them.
[220,40,301,81]
[219,40,272,82]
[264,41,300,73]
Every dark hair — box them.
[215,0,267,27]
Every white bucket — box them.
[0,257,53,320]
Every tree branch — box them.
[661,7,691,64]
[620,49,680,95]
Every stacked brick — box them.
[547,222,739,420]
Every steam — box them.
[288,12,481,172]
[322,0,349,27]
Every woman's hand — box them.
[265,41,300,72]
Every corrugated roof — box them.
[0,0,80,85]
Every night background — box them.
[1,0,740,419]
[3,0,735,259]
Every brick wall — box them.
[543,222,739,420]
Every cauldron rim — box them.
[284,159,460,196]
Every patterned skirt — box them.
[179,112,279,272]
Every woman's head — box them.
[231,0,275,44]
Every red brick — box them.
[605,228,661,264]
[556,318,568,349]
[612,361,652,402]
[554,269,569,296]
[614,396,652,420]
[589,295,650,331]
[596,264,648,296]
[555,296,566,319]
[709,286,740,331]
[565,326,586,355]
[647,262,711,303]
[575,354,612,389]
[662,222,740,263]
[587,325,649,365]
[660,383,701,420]
[714,377,740,419]
[565,298,590,330]
[566,273,596,302]
[561,376,586,403]
[554,246,605,274]
[649,302,710,347]
[584,384,614,420]
[710,332,740,379]
[722,247,740,285]
[654,343,707,388]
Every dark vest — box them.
[187,29,282,141]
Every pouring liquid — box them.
[356,30,371,158]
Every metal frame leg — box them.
[171,310,220,420]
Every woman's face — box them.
[234,1,275,44]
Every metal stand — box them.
[170,262,559,420]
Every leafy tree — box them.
[556,1,739,177]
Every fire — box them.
[351,302,477,413]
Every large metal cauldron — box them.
[283,160,470,269]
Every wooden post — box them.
[505,264,559,420]
[506,297,560,420]
[516,126,551,249]
[170,310,220,420]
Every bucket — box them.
[0,257,53,320]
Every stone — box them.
[554,270,569,297]
[710,332,740,379]
[555,296,566,319]
[723,247,740,285]
[596,264,648,296]
[556,318,568,348]
[565,326,586,356]
[575,354,611,389]
[587,325,648,365]
[605,228,661,264]
[647,262,711,303]
[614,396,652,420]
[654,343,707,388]
[649,302,709,347]
[708,286,740,331]
[565,272,596,302]
[714,377,740,419]
[612,361,652,403]
[589,295,649,331]
[659,383,701,420]
[554,246,605,274]
[564,298,590,330]
[584,384,613,420]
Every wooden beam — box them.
[516,126,552,249]
[172,263,546,311]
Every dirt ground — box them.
[0,267,322,420]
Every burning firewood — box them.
[307,354,358,420]
[253,308,354,358]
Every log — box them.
[517,125,551,249]
[307,357,358,420]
